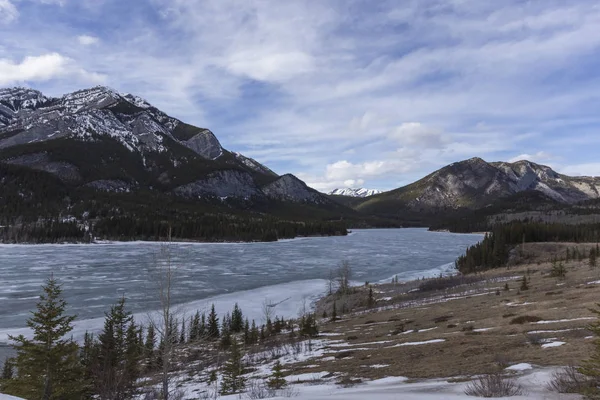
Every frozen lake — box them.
[0,229,481,345]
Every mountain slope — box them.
[356,157,600,215]
[0,86,352,242]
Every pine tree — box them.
[180,319,186,344]
[94,296,139,400]
[243,319,251,345]
[208,304,220,340]
[199,313,207,338]
[220,340,245,395]
[520,275,529,291]
[267,361,287,390]
[367,286,375,308]
[331,301,337,321]
[0,357,14,386]
[3,276,83,400]
[189,311,200,342]
[144,324,156,371]
[231,303,244,333]
[80,331,97,397]
[251,320,259,344]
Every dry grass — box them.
[292,243,600,381]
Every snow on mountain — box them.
[0,86,219,159]
[233,152,278,177]
[329,188,382,197]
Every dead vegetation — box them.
[297,242,600,382]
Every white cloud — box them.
[0,0,18,24]
[390,122,446,149]
[508,151,555,164]
[560,163,600,177]
[226,50,314,82]
[77,35,99,46]
[0,53,105,85]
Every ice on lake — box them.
[0,228,482,343]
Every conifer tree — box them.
[520,275,529,291]
[579,303,600,397]
[94,296,139,400]
[267,361,287,390]
[144,324,156,371]
[208,304,220,340]
[243,319,251,345]
[3,276,83,400]
[180,319,186,344]
[251,320,259,344]
[331,301,337,321]
[189,311,200,342]
[199,313,207,338]
[1,358,14,380]
[367,286,375,308]
[231,303,244,333]
[220,340,245,395]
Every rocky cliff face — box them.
[262,174,330,203]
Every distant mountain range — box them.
[0,86,354,242]
[353,157,600,216]
[328,188,382,197]
[0,86,341,205]
[2,85,599,240]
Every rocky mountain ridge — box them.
[356,157,600,215]
[0,86,334,205]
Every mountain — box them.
[328,188,382,197]
[0,86,352,242]
[355,157,600,216]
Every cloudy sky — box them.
[1,0,600,192]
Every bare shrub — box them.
[464,373,525,397]
[510,315,542,324]
[418,275,481,292]
[244,380,299,399]
[244,379,274,399]
[493,354,510,369]
[526,333,544,345]
[547,366,596,394]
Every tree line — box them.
[455,221,600,274]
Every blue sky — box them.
[1,0,600,192]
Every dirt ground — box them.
[290,242,600,381]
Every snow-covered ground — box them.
[165,364,580,400]
[0,367,582,400]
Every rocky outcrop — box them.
[174,170,263,199]
[262,174,328,203]
[183,129,223,160]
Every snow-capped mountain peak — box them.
[329,188,382,197]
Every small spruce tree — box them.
[267,361,287,390]
[3,276,83,400]
[520,275,529,291]
[367,286,375,308]
[331,301,337,321]
[220,341,245,395]
[207,304,220,340]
